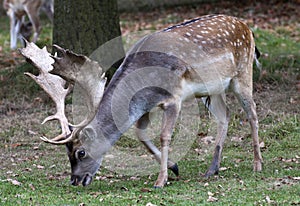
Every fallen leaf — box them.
[29,184,35,191]
[219,167,228,171]
[36,165,44,169]
[202,136,215,144]
[11,143,22,148]
[121,186,129,191]
[28,130,38,135]
[7,179,22,186]
[146,202,157,206]
[207,196,218,202]
[231,136,243,142]
[141,188,152,193]
[265,196,274,204]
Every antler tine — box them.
[20,41,73,145]
[20,41,107,144]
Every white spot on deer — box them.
[225,30,230,36]
[196,35,203,39]
[184,37,190,43]
[186,32,191,37]
[202,41,207,44]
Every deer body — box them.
[21,14,263,188]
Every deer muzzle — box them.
[70,174,93,186]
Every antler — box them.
[19,41,106,145]
[51,45,107,129]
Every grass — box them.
[0,4,300,205]
[253,28,300,83]
[0,120,299,205]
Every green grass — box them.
[253,28,300,83]
[1,9,300,206]
[0,117,299,205]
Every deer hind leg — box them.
[153,102,180,188]
[232,79,263,172]
[202,94,230,177]
[25,3,41,43]
[136,112,179,177]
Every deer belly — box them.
[180,78,231,100]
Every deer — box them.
[20,14,263,188]
[3,0,54,49]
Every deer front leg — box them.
[136,113,179,176]
[154,103,180,188]
[8,11,19,49]
[202,95,230,177]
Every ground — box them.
[0,1,299,205]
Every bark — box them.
[53,0,124,80]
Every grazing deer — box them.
[20,14,263,188]
[3,0,53,49]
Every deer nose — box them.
[70,175,81,186]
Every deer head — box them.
[20,40,107,186]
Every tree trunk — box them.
[53,0,124,80]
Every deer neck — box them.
[93,51,184,145]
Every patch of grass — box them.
[0,118,299,205]
[253,28,300,83]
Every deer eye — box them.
[76,150,86,160]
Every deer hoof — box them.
[168,163,179,176]
[203,169,219,178]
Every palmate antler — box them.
[19,41,106,145]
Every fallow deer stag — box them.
[20,14,263,188]
[4,0,54,49]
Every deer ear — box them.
[80,127,97,142]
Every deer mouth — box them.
[70,174,93,186]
